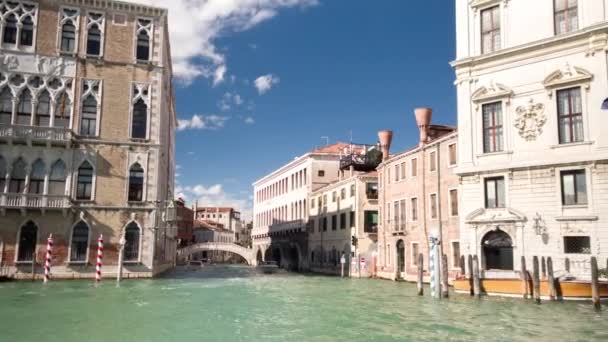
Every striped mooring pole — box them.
[95,234,103,284]
[43,234,53,284]
[429,235,441,299]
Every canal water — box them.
[0,265,605,342]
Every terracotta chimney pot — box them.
[414,107,433,144]
[378,130,393,161]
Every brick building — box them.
[0,0,176,279]
[175,198,193,247]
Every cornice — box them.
[60,0,167,18]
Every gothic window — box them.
[29,159,45,195]
[36,91,51,126]
[76,161,94,200]
[17,221,37,262]
[9,158,26,193]
[80,96,97,136]
[16,89,32,125]
[21,16,34,46]
[86,12,104,56]
[482,102,504,153]
[61,22,76,52]
[48,160,66,196]
[481,6,500,53]
[557,87,583,144]
[132,99,147,139]
[124,222,140,261]
[554,0,578,34]
[70,221,89,262]
[0,156,5,192]
[3,14,17,44]
[55,92,71,128]
[0,88,12,124]
[128,163,144,202]
[136,19,152,61]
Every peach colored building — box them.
[0,0,176,279]
[376,109,461,282]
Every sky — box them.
[132,0,457,220]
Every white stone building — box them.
[452,0,608,278]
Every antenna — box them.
[321,136,329,146]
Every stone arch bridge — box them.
[177,242,256,265]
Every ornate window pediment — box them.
[469,0,509,10]
[465,207,526,225]
[543,63,592,93]
[471,81,513,104]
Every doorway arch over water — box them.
[482,229,513,270]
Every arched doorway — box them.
[396,240,405,276]
[256,249,263,263]
[482,230,513,270]
[287,245,299,271]
[272,248,282,267]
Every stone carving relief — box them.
[36,56,68,77]
[514,99,546,141]
[0,53,19,70]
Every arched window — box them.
[128,163,144,202]
[48,160,66,196]
[3,14,17,44]
[86,25,101,56]
[61,22,76,52]
[76,161,94,200]
[124,222,140,261]
[16,90,32,125]
[70,221,89,262]
[80,95,97,136]
[20,16,34,47]
[9,158,26,193]
[0,88,12,124]
[0,156,6,192]
[29,159,45,194]
[17,221,37,262]
[36,91,51,126]
[54,92,71,128]
[131,99,147,139]
[136,30,150,61]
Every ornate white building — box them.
[453,0,608,278]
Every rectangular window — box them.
[481,5,500,53]
[554,0,578,34]
[430,193,438,219]
[387,168,391,184]
[400,162,406,180]
[483,102,504,153]
[350,211,355,228]
[322,217,327,232]
[331,215,337,231]
[393,201,399,231]
[399,199,406,231]
[311,199,315,209]
[450,189,459,216]
[332,191,337,202]
[395,164,399,182]
[341,188,346,200]
[350,184,356,197]
[557,87,584,144]
[485,177,505,208]
[411,198,418,221]
[411,158,418,177]
[386,204,390,226]
[364,211,378,233]
[318,170,325,177]
[412,243,419,266]
[340,213,346,229]
[430,151,437,172]
[561,170,587,205]
[563,236,590,254]
[448,143,457,166]
[366,182,378,200]
[452,241,460,268]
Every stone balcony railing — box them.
[1,193,71,210]
[0,124,73,145]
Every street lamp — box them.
[117,235,126,284]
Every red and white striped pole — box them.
[95,234,103,284]
[43,234,53,284]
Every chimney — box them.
[378,130,393,161]
[414,107,433,144]
[193,200,198,221]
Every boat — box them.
[256,261,279,274]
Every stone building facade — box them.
[0,0,176,279]
[453,0,608,279]
[376,112,460,282]
[308,171,379,277]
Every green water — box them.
[0,266,605,342]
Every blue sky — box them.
[150,0,456,219]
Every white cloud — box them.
[254,74,280,94]
[218,92,245,111]
[177,114,229,131]
[244,116,255,124]
[131,0,318,85]
[178,183,252,220]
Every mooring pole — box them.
[441,254,449,298]
[472,255,481,298]
[533,256,541,304]
[467,255,474,296]
[417,253,424,296]
[591,256,601,311]
[521,256,528,299]
[547,257,556,301]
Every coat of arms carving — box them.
[514,99,546,141]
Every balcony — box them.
[339,144,382,172]
[269,219,307,235]
[1,193,71,213]
[0,124,73,146]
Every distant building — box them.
[192,220,236,263]
[195,206,242,234]
[175,198,194,247]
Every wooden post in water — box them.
[459,255,465,276]
[467,255,474,296]
[547,257,556,301]
[541,257,546,279]
[472,255,481,298]
[520,256,528,299]
[532,256,541,304]
[591,256,601,310]
[441,254,449,298]
[417,253,424,296]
